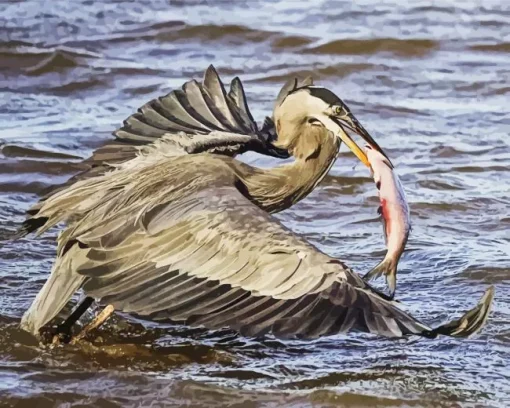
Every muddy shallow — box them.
[0,1,509,407]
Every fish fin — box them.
[376,207,388,244]
[363,258,397,299]
[430,286,495,338]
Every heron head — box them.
[273,86,391,167]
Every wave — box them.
[0,44,167,94]
[271,35,314,49]
[458,266,509,284]
[470,43,510,53]
[304,38,439,56]
[23,50,82,76]
[89,21,313,52]
[1,145,82,160]
[0,159,85,176]
[107,22,276,45]
[255,63,376,83]
[0,180,53,194]
[417,179,466,191]
[429,145,497,158]
[0,45,99,75]
[173,24,273,42]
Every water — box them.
[1,1,509,406]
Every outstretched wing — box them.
[43,67,314,200]
[16,65,292,237]
[21,172,435,339]
[112,65,286,157]
[68,65,290,181]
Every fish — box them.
[363,144,410,299]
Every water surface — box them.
[1,1,509,407]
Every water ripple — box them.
[1,0,509,406]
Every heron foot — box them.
[70,305,115,345]
[45,296,96,345]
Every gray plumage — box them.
[18,66,494,340]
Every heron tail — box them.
[364,257,397,299]
[428,286,495,338]
[20,245,85,336]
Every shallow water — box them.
[0,1,509,407]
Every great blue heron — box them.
[18,66,493,342]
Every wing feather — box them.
[148,100,209,133]
[20,153,479,340]
[183,80,225,130]
[15,66,292,238]
[168,287,250,320]
[138,103,196,132]
[158,91,213,131]
[228,77,258,133]
[115,129,156,143]
[202,65,241,131]
[57,184,433,339]
[124,114,168,138]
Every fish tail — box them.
[429,286,495,338]
[363,257,397,299]
[386,269,397,300]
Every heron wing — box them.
[43,67,312,197]
[16,65,293,237]
[19,158,494,340]
[63,65,288,184]
[57,183,431,340]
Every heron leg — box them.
[52,297,94,344]
[70,304,115,344]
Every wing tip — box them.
[430,286,495,338]
[204,64,220,82]
[10,217,49,240]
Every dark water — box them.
[1,1,509,406]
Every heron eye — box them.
[334,106,344,116]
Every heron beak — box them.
[332,115,393,168]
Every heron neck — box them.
[238,137,340,213]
